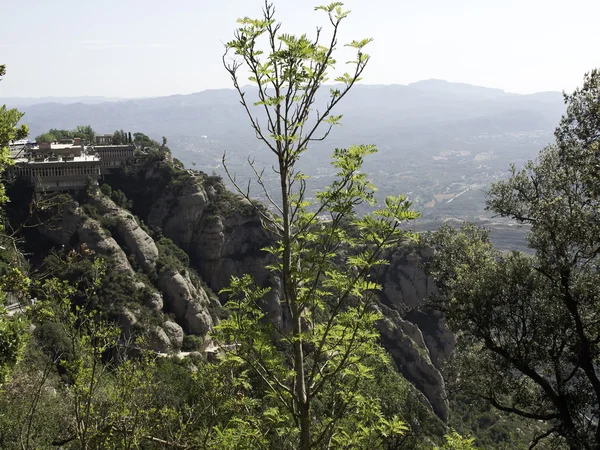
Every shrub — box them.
[182,335,204,352]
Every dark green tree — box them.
[133,132,156,149]
[112,129,127,145]
[73,125,96,144]
[35,133,56,144]
[426,69,600,449]
[47,129,73,141]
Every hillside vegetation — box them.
[1,4,599,449]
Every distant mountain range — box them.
[6,80,566,249]
[3,96,129,107]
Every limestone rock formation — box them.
[42,164,453,422]
[163,320,184,350]
[141,173,453,420]
[377,304,449,421]
[92,195,159,273]
[157,268,214,336]
[148,182,209,246]
[376,246,455,370]
[77,217,135,275]
[148,325,172,353]
[147,181,283,325]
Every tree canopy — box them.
[36,126,96,144]
[426,69,600,449]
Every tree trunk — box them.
[295,310,310,449]
[279,159,311,449]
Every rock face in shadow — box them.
[373,246,455,421]
[39,198,84,246]
[145,176,283,326]
[377,304,449,421]
[375,246,455,370]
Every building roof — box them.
[13,154,100,165]
[41,144,82,150]
[94,144,134,149]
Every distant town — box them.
[8,134,136,194]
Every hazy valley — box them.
[10,79,565,251]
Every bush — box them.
[156,237,190,272]
[100,183,112,197]
[111,189,133,209]
[182,335,204,352]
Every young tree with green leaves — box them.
[74,125,96,144]
[426,69,600,449]
[0,64,29,388]
[1,65,29,205]
[219,3,419,448]
[112,129,128,145]
[34,132,56,143]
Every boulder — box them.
[148,326,171,353]
[157,269,214,336]
[162,320,184,350]
[117,308,138,338]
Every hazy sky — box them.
[1,0,599,98]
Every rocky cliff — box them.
[22,155,453,421]
[374,247,455,421]
[34,189,216,353]
[106,157,452,421]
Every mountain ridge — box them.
[4,79,563,108]
[9,79,566,248]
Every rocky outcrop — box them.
[377,304,449,422]
[148,182,209,246]
[148,326,172,353]
[163,320,184,350]
[147,181,283,326]
[92,195,159,273]
[77,218,135,275]
[157,268,214,336]
[141,174,453,420]
[405,309,454,370]
[371,245,455,421]
[376,246,455,370]
[96,163,455,421]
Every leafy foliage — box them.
[36,125,96,144]
[218,3,423,448]
[426,69,600,449]
[112,129,129,145]
[0,65,29,388]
